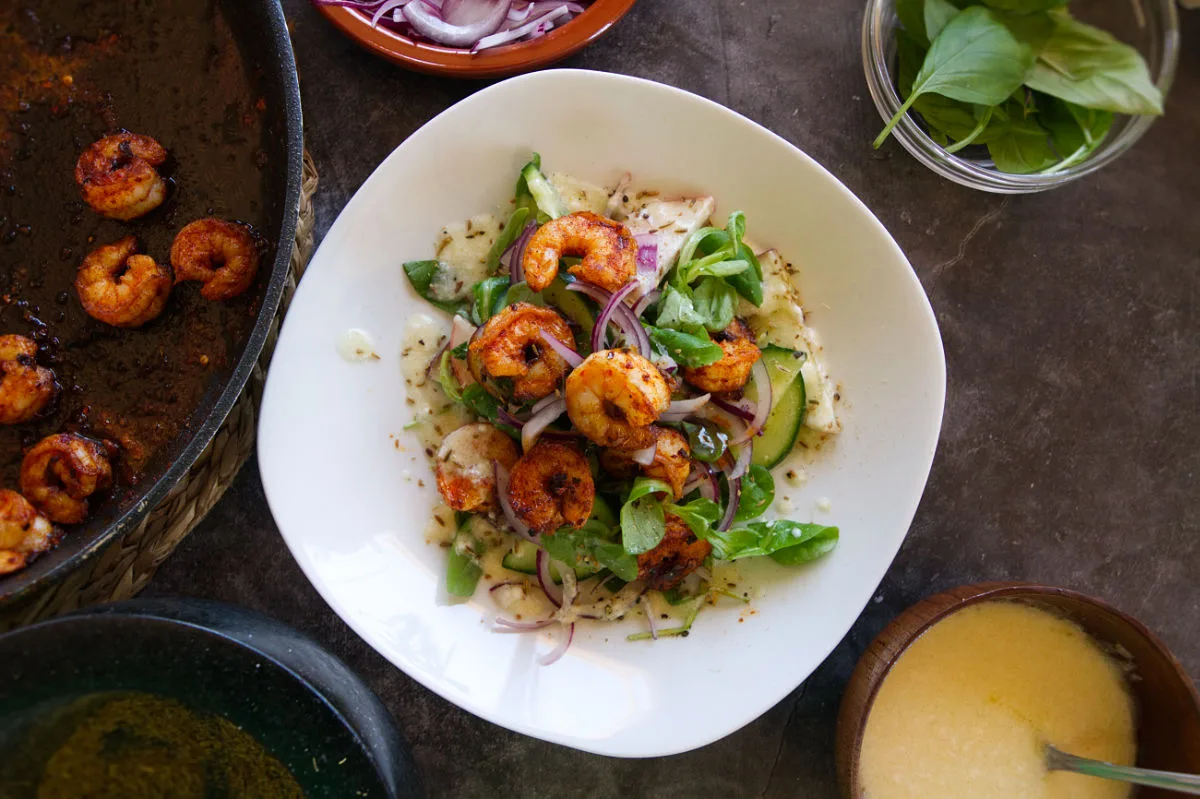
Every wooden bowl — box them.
[835,582,1200,799]
[312,0,637,78]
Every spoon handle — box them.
[1047,747,1200,795]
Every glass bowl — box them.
[861,0,1180,193]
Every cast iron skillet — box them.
[0,0,303,602]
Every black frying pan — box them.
[0,0,303,602]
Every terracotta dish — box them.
[835,582,1200,799]
[313,0,636,78]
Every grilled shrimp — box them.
[565,349,670,450]
[682,318,762,394]
[637,512,712,591]
[435,423,520,512]
[76,236,172,328]
[75,133,168,220]
[522,211,637,293]
[0,490,55,575]
[505,439,594,535]
[467,302,576,401]
[599,426,692,499]
[19,433,113,525]
[170,218,260,301]
[0,335,56,425]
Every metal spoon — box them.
[1047,744,1200,795]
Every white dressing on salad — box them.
[432,213,501,301]
[400,314,471,452]
[336,328,380,362]
[549,172,609,214]
[622,195,717,294]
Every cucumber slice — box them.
[500,540,599,582]
[751,346,808,469]
[521,161,568,220]
[542,277,595,337]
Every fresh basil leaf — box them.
[734,464,775,523]
[663,497,722,539]
[986,112,1059,173]
[876,6,1036,147]
[981,0,1067,13]
[403,260,468,315]
[437,351,462,402]
[471,276,512,325]
[1038,95,1114,170]
[654,286,709,337]
[486,208,531,273]
[450,341,469,359]
[924,0,960,42]
[993,9,1055,57]
[646,325,722,367]
[502,281,545,309]
[446,526,484,597]
[768,525,840,566]
[692,277,737,333]
[942,104,995,154]
[621,495,665,555]
[895,0,933,45]
[1024,12,1162,115]
[700,519,839,564]
[680,420,729,463]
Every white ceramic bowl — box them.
[258,69,946,757]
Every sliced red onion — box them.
[697,461,719,502]
[496,406,525,429]
[632,289,661,319]
[635,234,658,278]
[313,0,390,8]
[493,616,556,631]
[505,221,537,283]
[694,566,711,582]
[529,392,561,416]
[536,550,563,607]
[494,462,537,543]
[474,4,570,51]
[403,0,510,47]
[642,596,659,640]
[367,0,412,26]
[537,622,574,666]
[681,474,704,495]
[728,440,753,480]
[659,393,711,423]
[591,280,639,352]
[538,329,582,369]
[718,474,742,532]
[521,395,566,451]
[489,580,521,592]
[711,397,755,422]
[630,442,657,466]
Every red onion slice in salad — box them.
[630,442,657,466]
[718,472,742,532]
[632,288,661,319]
[537,622,575,665]
[473,3,570,50]
[493,616,556,632]
[537,329,582,369]
[505,221,537,283]
[728,440,753,480]
[521,395,566,451]
[402,0,509,47]
[642,596,659,640]
[494,461,538,543]
[660,393,711,422]
[536,549,564,607]
[635,233,658,278]
[711,396,755,422]
[590,280,639,352]
[529,392,563,416]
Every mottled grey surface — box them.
[143,1,1200,796]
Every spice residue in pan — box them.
[0,2,275,518]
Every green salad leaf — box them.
[619,478,673,554]
[403,260,468,316]
[446,523,484,597]
[692,277,737,332]
[734,465,775,523]
[646,326,723,367]
[699,520,839,565]
[485,207,531,274]
[437,351,462,402]
[542,519,639,583]
[471,276,511,324]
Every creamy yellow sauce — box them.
[399,314,471,453]
[860,601,1135,799]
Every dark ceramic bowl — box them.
[0,599,421,798]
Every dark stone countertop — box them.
[144,1,1200,796]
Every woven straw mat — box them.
[0,151,319,630]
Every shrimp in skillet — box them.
[171,218,260,301]
[0,490,56,575]
[637,512,712,591]
[468,302,576,402]
[505,439,594,535]
[435,423,520,512]
[75,133,168,220]
[0,335,56,425]
[565,349,670,450]
[522,211,637,293]
[600,426,692,500]
[76,236,172,328]
[682,317,761,394]
[19,433,113,525]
